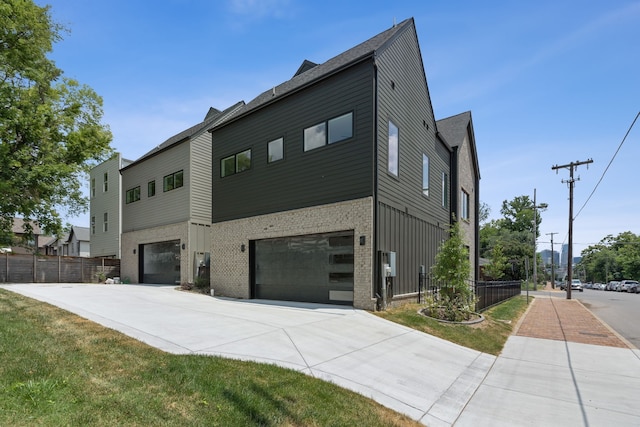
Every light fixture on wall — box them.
[182,243,186,250]
[133,249,136,254]
[240,244,246,252]
[359,236,366,246]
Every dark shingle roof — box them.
[124,101,245,170]
[436,111,472,148]
[211,18,415,130]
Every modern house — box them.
[66,226,91,257]
[436,111,481,280]
[208,18,478,310]
[89,153,133,258]
[119,103,244,285]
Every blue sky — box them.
[40,0,639,256]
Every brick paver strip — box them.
[517,298,628,348]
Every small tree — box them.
[428,218,475,321]
[485,243,508,280]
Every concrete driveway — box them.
[2,283,493,426]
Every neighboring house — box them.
[208,18,471,310]
[120,103,244,285]
[89,153,133,258]
[436,111,481,280]
[6,218,42,254]
[67,226,91,257]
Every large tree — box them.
[0,1,112,245]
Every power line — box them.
[574,111,640,221]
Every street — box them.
[538,288,640,349]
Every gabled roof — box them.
[122,101,245,171]
[68,226,90,243]
[11,218,42,235]
[437,111,481,179]
[210,18,415,131]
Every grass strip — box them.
[0,288,419,426]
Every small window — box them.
[126,186,141,204]
[442,172,449,208]
[422,154,429,196]
[91,178,96,198]
[304,122,326,151]
[91,216,95,234]
[328,112,353,144]
[388,120,399,176]
[461,189,470,220]
[236,150,251,173]
[268,138,284,163]
[304,112,353,152]
[103,172,109,192]
[103,212,108,232]
[148,180,156,197]
[163,170,184,192]
[221,150,252,177]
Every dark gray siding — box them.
[212,60,375,222]
[374,22,452,296]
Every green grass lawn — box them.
[0,289,420,426]
[375,295,530,355]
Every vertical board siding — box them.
[190,132,213,223]
[212,61,375,222]
[122,142,191,232]
[377,202,446,296]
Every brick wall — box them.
[211,197,376,310]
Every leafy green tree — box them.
[0,1,112,245]
[429,218,474,321]
[485,242,508,280]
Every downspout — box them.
[373,62,381,310]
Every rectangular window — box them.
[91,178,96,198]
[268,137,284,163]
[163,170,184,192]
[91,216,95,235]
[103,212,108,232]
[422,154,429,196]
[388,120,399,176]
[328,112,353,144]
[221,150,251,177]
[304,112,353,152]
[126,186,141,204]
[103,172,108,192]
[461,189,470,220]
[304,122,326,151]
[442,172,449,208]
[148,180,156,197]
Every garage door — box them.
[253,231,354,305]
[140,240,181,284]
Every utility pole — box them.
[552,159,593,300]
[531,189,547,291]
[546,232,558,289]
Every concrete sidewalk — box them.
[2,283,640,426]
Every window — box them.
[148,180,156,197]
[388,120,399,176]
[91,178,96,198]
[442,172,449,208]
[163,170,184,192]
[304,122,326,151]
[126,186,141,204]
[103,212,108,232]
[268,138,284,163]
[103,172,108,192]
[91,216,95,235]
[422,154,429,196]
[304,112,353,151]
[461,189,470,220]
[221,150,252,177]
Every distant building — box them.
[539,249,559,267]
[5,218,42,254]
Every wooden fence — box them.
[0,253,120,283]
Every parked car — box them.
[606,281,619,291]
[560,279,583,292]
[619,280,639,293]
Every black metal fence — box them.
[418,276,521,312]
[474,280,521,312]
[0,253,120,283]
